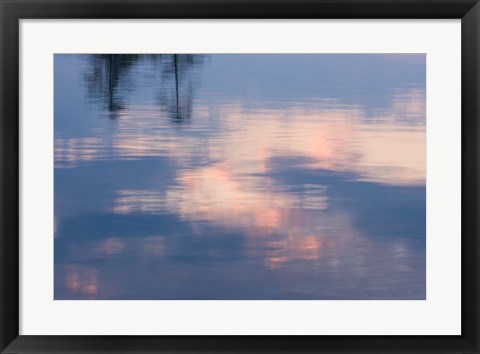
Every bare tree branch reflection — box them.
[84,55,141,119]
[151,54,206,124]
[84,54,206,123]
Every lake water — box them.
[54,54,426,300]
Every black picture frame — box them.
[1,0,478,353]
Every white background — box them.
[20,19,461,335]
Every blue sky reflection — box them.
[54,54,426,300]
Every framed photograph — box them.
[1,0,478,353]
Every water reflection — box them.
[84,54,205,122]
[155,54,206,123]
[54,54,426,299]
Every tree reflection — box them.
[156,54,206,124]
[84,54,206,123]
[84,55,141,119]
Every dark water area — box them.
[54,54,426,300]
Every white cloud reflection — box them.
[56,87,425,273]
[55,87,425,186]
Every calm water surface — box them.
[54,54,426,299]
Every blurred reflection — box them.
[83,54,205,122]
[54,54,426,300]
[155,54,206,123]
[55,99,425,185]
[84,55,139,118]
[63,265,98,299]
